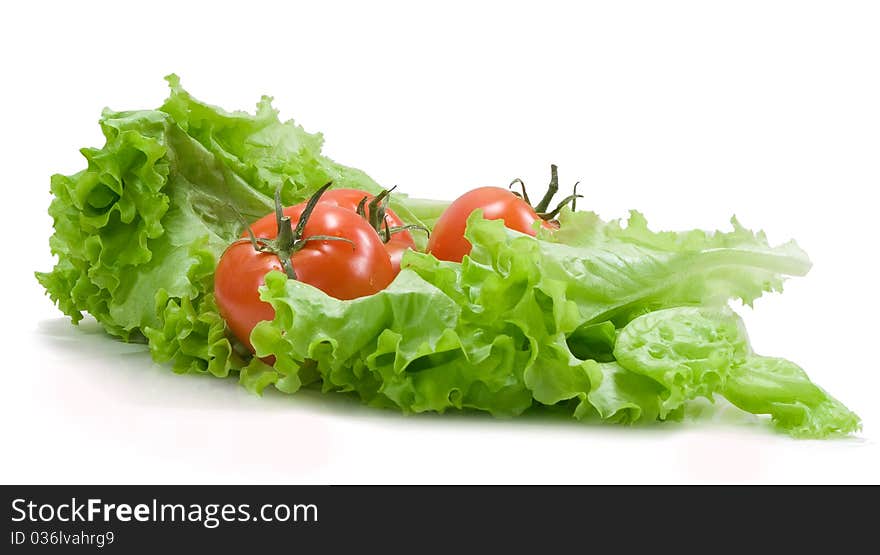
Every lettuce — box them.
[248,214,857,436]
[724,356,860,438]
[38,77,858,437]
[541,209,812,323]
[37,75,428,376]
[615,307,859,437]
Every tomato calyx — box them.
[238,182,354,280]
[509,164,582,222]
[355,186,430,243]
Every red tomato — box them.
[427,186,554,262]
[215,201,395,351]
[383,235,413,272]
[311,188,415,272]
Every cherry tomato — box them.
[427,186,554,262]
[215,196,394,352]
[311,188,415,272]
[383,235,413,272]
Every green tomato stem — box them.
[533,164,559,213]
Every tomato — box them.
[427,166,581,262]
[427,186,555,262]
[215,187,395,351]
[310,188,416,273]
[383,234,413,272]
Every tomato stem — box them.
[356,196,369,219]
[367,185,396,232]
[533,164,559,213]
[299,234,356,249]
[263,183,340,280]
[511,165,583,221]
[231,183,351,281]
[271,188,300,279]
[353,186,427,243]
[538,190,583,220]
[387,224,430,239]
[274,191,296,253]
[508,178,532,206]
[292,182,334,239]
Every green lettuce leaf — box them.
[613,306,860,436]
[36,107,259,339]
[723,356,860,438]
[586,362,665,424]
[538,208,812,325]
[250,269,534,416]
[613,306,749,417]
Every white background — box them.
[2,0,878,483]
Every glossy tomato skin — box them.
[384,238,411,272]
[215,203,395,351]
[427,186,554,262]
[214,244,283,353]
[308,188,415,272]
